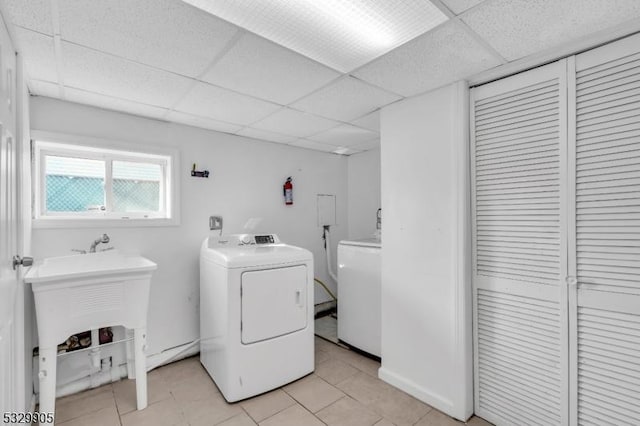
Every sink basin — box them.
[24,250,157,421]
[24,250,157,284]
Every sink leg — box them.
[38,346,57,425]
[134,327,148,410]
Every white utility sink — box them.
[25,249,156,283]
[24,250,157,425]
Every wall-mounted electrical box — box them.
[317,194,336,226]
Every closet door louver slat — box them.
[572,35,640,425]
[471,61,568,426]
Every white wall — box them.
[347,148,380,240]
[379,82,472,420]
[29,97,348,381]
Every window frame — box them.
[32,131,180,228]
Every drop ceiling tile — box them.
[174,82,281,126]
[184,0,448,72]
[332,147,363,155]
[308,124,378,147]
[441,0,486,15]
[353,20,502,97]
[63,87,170,120]
[57,0,239,77]
[14,28,58,83]
[351,139,380,151]
[165,111,243,133]
[462,0,640,61]
[62,42,194,108]
[29,80,61,98]
[350,110,380,132]
[236,127,298,145]
[288,139,340,153]
[202,33,340,105]
[251,108,340,138]
[3,0,53,34]
[291,76,401,122]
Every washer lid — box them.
[339,237,381,248]
[201,240,312,268]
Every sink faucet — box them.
[89,234,110,253]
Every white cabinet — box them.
[471,60,569,426]
[570,35,640,426]
[471,32,640,426]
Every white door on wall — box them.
[470,59,569,426]
[0,22,23,413]
[0,127,18,413]
[568,33,640,426]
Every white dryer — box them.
[200,234,314,402]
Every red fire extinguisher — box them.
[283,177,293,205]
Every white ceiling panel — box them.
[2,0,53,35]
[251,108,340,138]
[184,0,448,72]
[29,80,61,98]
[57,0,239,77]
[292,76,401,122]
[174,82,281,126]
[202,33,340,105]
[288,139,340,153]
[462,0,640,61]
[333,147,363,155]
[63,87,170,120]
[351,139,380,151]
[165,111,243,133]
[309,124,378,147]
[236,127,298,145]
[441,0,486,15]
[353,20,502,97]
[350,110,380,132]
[62,42,194,108]
[14,28,58,83]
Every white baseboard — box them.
[378,367,468,422]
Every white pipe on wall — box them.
[323,227,339,284]
[56,365,128,399]
[50,339,200,400]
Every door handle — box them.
[13,255,33,270]
[566,276,577,287]
[295,289,302,307]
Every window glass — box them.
[112,160,162,213]
[35,139,175,224]
[45,155,106,212]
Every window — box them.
[33,137,179,226]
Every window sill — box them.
[32,217,180,229]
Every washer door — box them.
[241,265,308,344]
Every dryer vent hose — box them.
[314,277,337,301]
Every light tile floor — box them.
[52,337,493,426]
[314,316,338,344]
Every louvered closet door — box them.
[471,60,569,426]
[569,33,640,426]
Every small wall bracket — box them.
[191,163,209,178]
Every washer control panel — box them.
[208,234,280,247]
[254,235,275,244]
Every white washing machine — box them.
[337,237,381,357]
[200,234,314,402]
